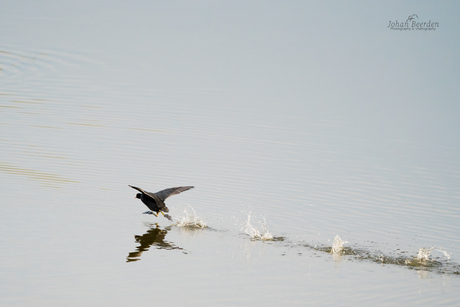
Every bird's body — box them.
[129,185,194,221]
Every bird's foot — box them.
[143,211,154,215]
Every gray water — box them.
[1,1,460,306]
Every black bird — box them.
[129,185,194,221]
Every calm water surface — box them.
[1,2,460,306]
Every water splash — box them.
[331,235,348,254]
[303,240,458,275]
[416,246,451,261]
[244,212,274,241]
[416,246,435,261]
[174,206,207,228]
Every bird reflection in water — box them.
[127,223,186,262]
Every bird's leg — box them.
[160,211,165,216]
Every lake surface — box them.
[1,2,459,306]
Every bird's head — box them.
[135,193,142,199]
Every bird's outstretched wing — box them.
[129,185,148,194]
[156,186,194,201]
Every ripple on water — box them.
[0,161,78,187]
[0,46,97,84]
